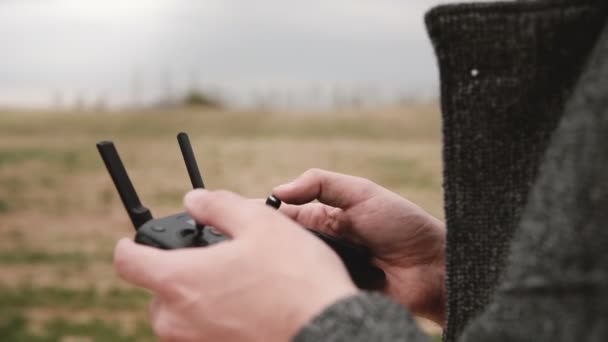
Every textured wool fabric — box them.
[426,1,607,340]
[293,293,430,342]
[460,13,608,342]
[294,0,608,341]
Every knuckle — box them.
[357,177,374,187]
[156,272,180,294]
[304,168,325,178]
[355,176,377,191]
[311,205,329,225]
[326,207,347,235]
[156,281,175,297]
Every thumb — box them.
[184,189,285,238]
[114,238,178,294]
[273,169,376,209]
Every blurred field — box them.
[0,105,443,341]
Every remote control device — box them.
[96,133,385,289]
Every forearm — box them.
[294,292,432,342]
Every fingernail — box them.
[184,189,208,208]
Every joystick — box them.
[96,133,385,289]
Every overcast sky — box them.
[0,0,479,109]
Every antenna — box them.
[177,132,206,235]
[96,141,153,230]
[177,132,205,189]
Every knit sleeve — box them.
[459,15,608,342]
[293,292,431,342]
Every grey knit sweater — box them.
[295,0,608,341]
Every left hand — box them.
[113,189,358,342]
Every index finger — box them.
[114,238,181,295]
[272,169,377,209]
[114,238,238,298]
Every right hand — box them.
[273,169,446,325]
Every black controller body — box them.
[134,212,385,290]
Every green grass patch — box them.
[0,286,150,310]
[0,198,9,213]
[0,286,151,338]
[373,156,437,189]
[0,251,112,265]
[0,149,52,167]
[0,311,154,341]
[0,177,29,213]
[0,176,26,193]
[0,147,91,173]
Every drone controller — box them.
[96,133,385,290]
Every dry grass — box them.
[0,105,443,339]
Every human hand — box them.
[273,169,446,325]
[114,190,358,342]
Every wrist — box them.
[286,282,359,339]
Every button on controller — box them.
[151,226,166,232]
[208,227,222,236]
